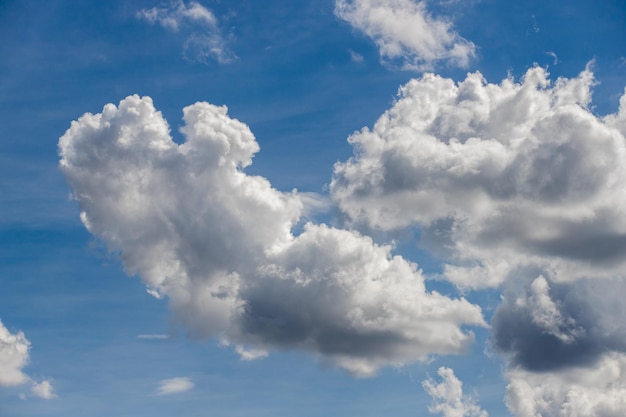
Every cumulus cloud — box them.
[422,367,487,417]
[0,319,30,387]
[59,95,485,376]
[0,318,55,399]
[331,65,626,413]
[334,0,475,70]
[156,377,194,395]
[332,65,626,289]
[31,379,56,400]
[505,353,626,417]
[137,0,235,64]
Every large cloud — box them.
[58,95,485,376]
[334,0,475,70]
[332,65,626,289]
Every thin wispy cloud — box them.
[137,0,236,64]
[156,377,194,396]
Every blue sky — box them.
[1,1,626,416]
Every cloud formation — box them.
[58,95,485,376]
[332,65,626,289]
[423,367,487,417]
[0,319,30,387]
[334,0,475,70]
[492,276,626,372]
[0,318,55,399]
[137,0,235,64]
[506,353,626,417]
[31,379,56,400]
[156,377,194,395]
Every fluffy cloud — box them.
[0,319,30,387]
[156,377,194,395]
[505,353,626,417]
[334,0,475,70]
[137,0,235,64]
[422,367,487,417]
[0,318,55,399]
[332,65,626,289]
[58,95,485,376]
[31,379,56,400]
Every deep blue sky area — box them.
[1,1,625,416]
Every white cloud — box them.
[334,0,475,70]
[331,65,626,289]
[506,352,626,417]
[423,367,487,417]
[0,318,55,400]
[137,1,235,64]
[59,95,485,376]
[31,379,56,400]
[156,377,194,395]
[0,319,30,387]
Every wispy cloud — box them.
[137,0,236,64]
[334,0,475,70]
[137,334,170,340]
[156,377,194,396]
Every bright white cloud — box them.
[506,352,626,417]
[58,95,485,376]
[423,367,487,417]
[31,379,56,400]
[156,377,194,395]
[137,0,235,64]
[0,319,30,387]
[332,65,626,289]
[0,318,55,400]
[334,0,475,70]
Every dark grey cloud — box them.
[492,276,626,371]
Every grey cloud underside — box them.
[493,277,626,371]
[58,95,485,376]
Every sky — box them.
[1,0,626,416]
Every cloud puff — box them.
[0,319,30,387]
[31,379,56,400]
[423,367,487,417]
[137,0,235,64]
[505,352,626,417]
[0,318,55,399]
[58,95,485,376]
[331,65,626,289]
[156,377,194,395]
[334,0,475,70]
